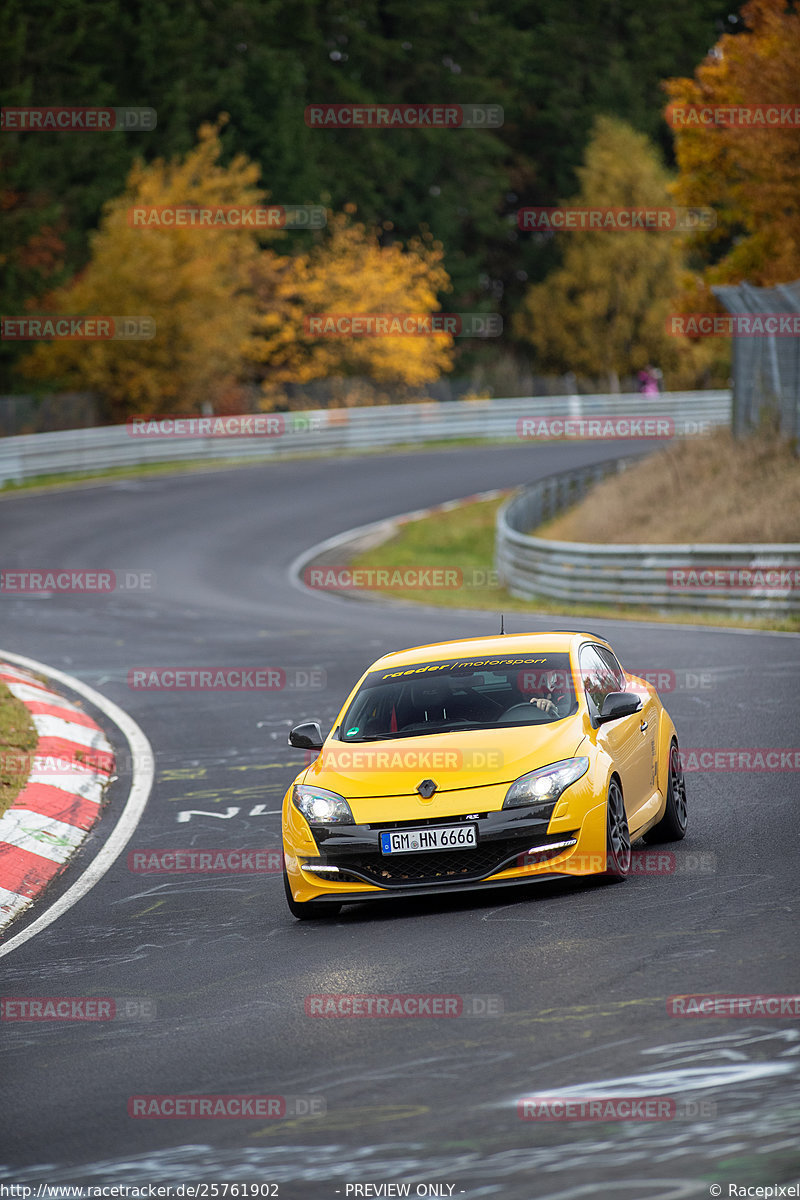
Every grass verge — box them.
[346,496,800,633]
[0,680,37,818]
[539,427,800,544]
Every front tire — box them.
[283,866,342,920]
[644,741,688,843]
[605,777,631,878]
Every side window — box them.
[578,645,618,716]
[596,646,625,691]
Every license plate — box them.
[380,824,477,855]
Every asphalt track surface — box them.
[1,440,799,1200]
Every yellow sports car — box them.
[282,632,687,918]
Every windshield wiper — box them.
[342,723,492,743]
[339,734,396,743]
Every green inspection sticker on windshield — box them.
[346,727,360,736]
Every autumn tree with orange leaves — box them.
[243,209,453,409]
[665,0,800,305]
[21,123,454,419]
[20,121,268,420]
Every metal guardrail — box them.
[496,457,800,617]
[0,390,730,487]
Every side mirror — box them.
[596,691,642,726]
[288,721,324,750]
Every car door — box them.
[599,645,660,817]
[579,644,651,823]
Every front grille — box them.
[367,813,488,831]
[321,836,564,888]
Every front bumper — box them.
[284,798,608,905]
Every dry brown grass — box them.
[538,428,800,544]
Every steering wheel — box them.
[496,703,553,724]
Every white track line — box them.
[0,649,154,959]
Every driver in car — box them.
[528,669,570,717]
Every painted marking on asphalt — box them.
[175,807,240,823]
[175,806,282,823]
[229,761,299,771]
[0,649,154,960]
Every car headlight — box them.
[502,757,590,810]
[292,784,355,825]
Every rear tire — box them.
[605,777,631,878]
[283,866,342,920]
[643,741,688,843]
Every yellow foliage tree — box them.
[665,0,800,299]
[513,117,716,389]
[244,210,453,408]
[21,120,269,419]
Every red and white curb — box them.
[0,662,115,929]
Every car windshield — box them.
[338,652,577,742]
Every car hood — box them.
[303,721,585,799]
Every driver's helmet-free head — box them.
[539,669,569,698]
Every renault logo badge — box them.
[416,778,438,800]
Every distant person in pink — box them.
[637,365,660,395]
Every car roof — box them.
[369,631,612,671]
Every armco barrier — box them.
[495,458,800,617]
[0,391,730,487]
